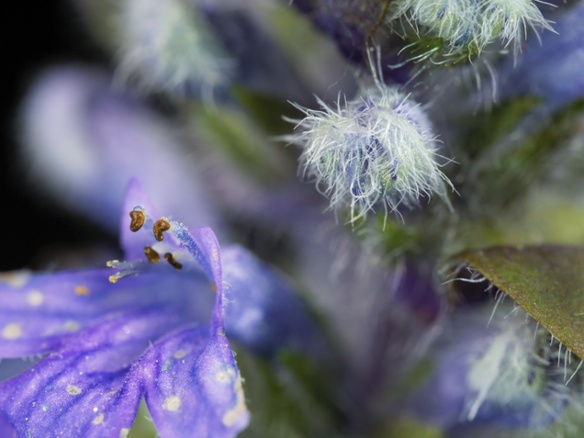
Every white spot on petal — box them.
[64,321,80,332]
[66,385,82,395]
[162,395,181,412]
[216,370,230,384]
[2,323,22,340]
[92,413,105,425]
[173,349,187,359]
[222,375,248,427]
[26,290,44,306]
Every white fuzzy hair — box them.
[288,81,453,221]
[116,0,232,95]
[393,0,553,56]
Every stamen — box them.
[106,260,143,283]
[129,209,146,232]
[153,217,171,241]
[164,253,183,270]
[144,246,161,263]
[109,273,128,284]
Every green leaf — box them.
[454,245,584,360]
[128,401,157,438]
[377,417,443,438]
[450,188,584,255]
[73,0,121,53]
[231,87,302,136]
[464,97,540,159]
[467,97,584,208]
[192,103,291,182]
[235,348,340,438]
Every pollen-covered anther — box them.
[153,217,171,241]
[144,246,161,263]
[129,209,146,232]
[164,253,183,270]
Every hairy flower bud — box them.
[394,0,553,56]
[118,0,232,94]
[288,82,452,220]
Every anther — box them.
[153,218,171,241]
[144,246,161,263]
[164,253,183,270]
[129,210,146,232]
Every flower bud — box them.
[118,0,232,94]
[288,83,452,220]
[394,0,552,56]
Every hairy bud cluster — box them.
[118,0,232,93]
[288,83,452,220]
[393,0,553,55]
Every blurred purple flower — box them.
[0,181,249,437]
[20,65,328,360]
[20,66,219,233]
[502,3,584,110]
[402,302,578,432]
[222,245,326,358]
[291,0,411,83]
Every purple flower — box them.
[20,66,219,233]
[0,180,249,437]
[402,301,577,432]
[222,246,326,358]
[291,0,412,83]
[501,3,584,111]
[20,65,327,359]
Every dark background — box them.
[0,2,114,271]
